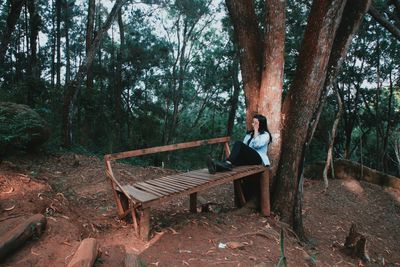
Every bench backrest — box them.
[104,136,231,194]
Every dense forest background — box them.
[1,0,399,175]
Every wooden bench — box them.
[104,136,270,240]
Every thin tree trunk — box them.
[226,57,240,137]
[26,0,40,106]
[382,72,394,172]
[61,0,128,147]
[323,88,343,191]
[64,0,71,84]
[0,0,25,65]
[115,9,125,147]
[51,0,56,88]
[86,0,95,93]
[56,0,61,88]
[368,4,400,41]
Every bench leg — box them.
[234,180,246,208]
[139,208,150,241]
[260,169,270,216]
[189,193,197,213]
[131,206,139,234]
[116,191,130,218]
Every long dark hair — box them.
[248,114,272,145]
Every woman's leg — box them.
[227,141,262,166]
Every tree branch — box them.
[368,4,400,41]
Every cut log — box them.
[0,213,46,261]
[124,250,141,267]
[344,223,370,262]
[67,238,99,267]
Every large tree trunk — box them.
[272,0,347,237]
[0,0,25,65]
[258,0,285,175]
[61,0,128,147]
[225,0,262,128]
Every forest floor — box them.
[0,152,399,267]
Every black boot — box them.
[206,155,216,174]
[214,160,233,172]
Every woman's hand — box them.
[252,118,259,136]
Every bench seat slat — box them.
[154,179,194,190]
[160,176,206,186]
[139,166,266,208]
[145,179,188,192]
[122,185,159,202]
[134,183,170,196]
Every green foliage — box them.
[0,102,50,154]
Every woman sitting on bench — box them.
[207,114,272,173]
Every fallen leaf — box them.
[4,205,15,211]
[227,241,245,249]
[20,176,31,183]
[5,187,14,194]
[62,241,72,246]
[167,227,178,235]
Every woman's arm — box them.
[249,133,269,148]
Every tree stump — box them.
[344,223,370,262]
[0,213,47,261]
[124,250,141,267]
[66,238,99,267]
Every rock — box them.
[0,102,50,154]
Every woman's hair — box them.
[250,114,272,144]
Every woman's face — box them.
[252,118,259,130]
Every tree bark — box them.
[61,0,128,147]
[273,0,347,235]
[86,0,95,93]
[225,0,262,127]
[258,0,285,175]
[0,0,25,65]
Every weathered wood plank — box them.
[141,166,265,207]
[135,182,170,196]
[122,185,159,202]
[160,176,206,186]
[105,137,230,161]
[154,178,193,190]
[145,179,184,193]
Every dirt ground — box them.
[0,152,399,267]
